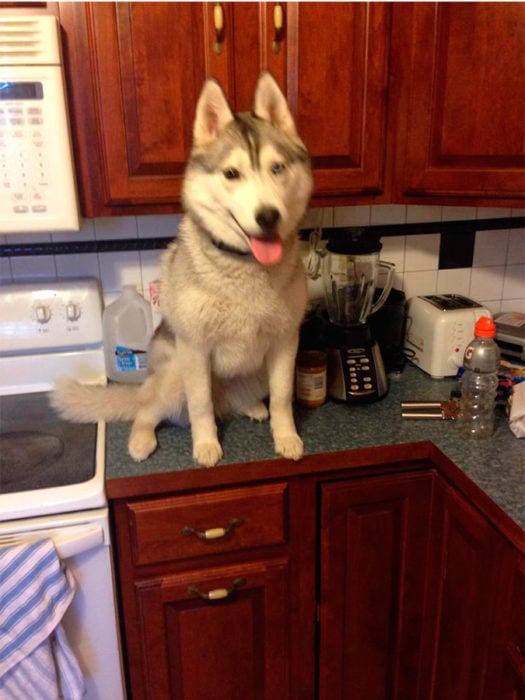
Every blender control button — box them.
[364,383,373,390]
[362,366,370,372]
[363,376,372,382]
[347,359,357,364]
[351,383,359,391]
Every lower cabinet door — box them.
[131,558,290,700]
[318,471,433,700]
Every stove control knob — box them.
[35,304,51,323]
[66,303,81,322]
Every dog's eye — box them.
[271,162,286,175]
[223,167,241,180]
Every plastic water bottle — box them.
[103,285,154,383]
[458,316,500,438]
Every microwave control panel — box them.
[0,17,79,233]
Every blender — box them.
[319,228,395,402]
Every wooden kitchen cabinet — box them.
[286,2,391,203]
[417,478,508,699]
[109,447,524,699]
[56,2,524,216]
[57,2,391,215]
[110,478,317,699]
[484,551,525,699]
[132,558,290,699]
[318,471,433,699]
[391,2,525,207]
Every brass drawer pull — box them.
[187,577,246,601]
[181,518,244,541]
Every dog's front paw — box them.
[194,441,223,468]
[274,434,304,461]
[128,429,158,462]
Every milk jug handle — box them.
[370,261,395,315]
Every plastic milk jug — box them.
[103,285,154,383]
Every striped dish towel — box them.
[0,538,85,699]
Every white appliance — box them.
[405,294,491,379]
[0,279,126,699]
[0,15,80,233]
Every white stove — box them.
[0,278,106,520]
[0,278,126,698]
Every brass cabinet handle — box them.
[181,518,244,541]
[213,3,224,55]
[272,3,284,54]
[187,577,246,601]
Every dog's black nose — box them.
[255,207,280,231]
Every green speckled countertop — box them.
[106,365,524,528]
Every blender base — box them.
[325,323,389,403]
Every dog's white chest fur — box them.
[162,238,304,380]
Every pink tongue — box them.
[250,235,283,266]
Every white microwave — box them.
[0,15,80,233]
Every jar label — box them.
[296,369,326,401]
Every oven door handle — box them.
[0,524,105,558]
[53,525,105,558]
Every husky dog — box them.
[52,72,313,467]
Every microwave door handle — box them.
[53,525,105,558]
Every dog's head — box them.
[182,72,313,266]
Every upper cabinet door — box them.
[392,2,525,207]
[92,3,208,206]
[285,3,391,203]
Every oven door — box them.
[0,508,126,700]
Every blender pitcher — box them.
[321,229,395,327]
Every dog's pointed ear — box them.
[193,79,234,148]
[253,72,300,141]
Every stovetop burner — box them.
[0,392,97,494]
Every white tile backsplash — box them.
[98,250,142,293]
[2,205,524,314]
[139,249,164,291]
[437,268,471,296]
[502,264,525,300]
[137,214,181,238]
[507,228,525,264]
[404,233,440,271]
[370,204,407,225]
[403,270,438,298]
[333,205,371,227]
[51,219,96,242]
[379,236,405,272]
[10,254,56,280]
[406,206,442,223]
[441,206,477,221]
[94,216,138,240]
[55,252,100,279]
[473,230,509,267]
[470,266,505,302]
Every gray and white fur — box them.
[52,72,313,467]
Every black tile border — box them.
[438,227,476,269]
[0,216,523,258]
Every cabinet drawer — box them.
[127,483,288,566]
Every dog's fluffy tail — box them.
[50,379,142,423]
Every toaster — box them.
[405,295,491,379]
